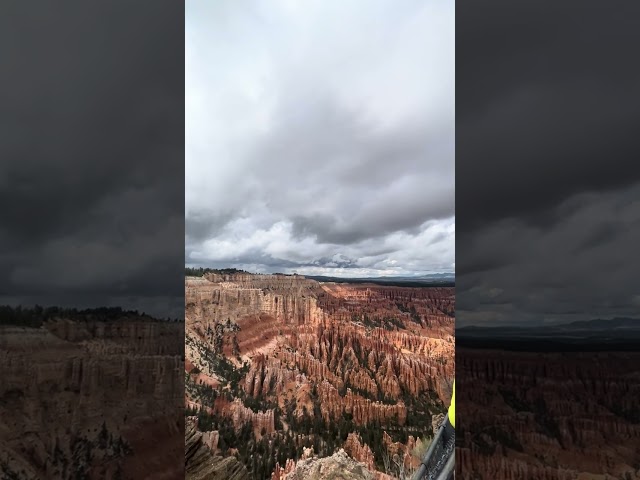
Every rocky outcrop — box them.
[432,413,446,433]
[271,447,315,480]
[275,449,374,480]
[271,459,297,480]
[382,432,426,472]
[344,432,376,471]
[201,430,220,453]
[186,275,327,328]
[185,417,249,480]
[228,398,275,436]
[457,348,640,480]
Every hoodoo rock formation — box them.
[316,381,408,426]
[226,398,275,435]
[185,273,454,479]
[457,348,640,480]
[344,432,376,471]
[0,314,184,480]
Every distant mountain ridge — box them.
[564,316,639,329]
[457,317,640,351]
[305,273,454,287]
[184,268,455,286]
[459,316,639,333]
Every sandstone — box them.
[281,449,374,480]
[228,398,275,436]
[185,273,454,479]
[432,413,446,433]
[344,432,376,471]
[185,417,249,480]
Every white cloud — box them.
[186,0,455,276]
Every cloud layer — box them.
[186,0,455,276]
[1,1,184,318]
[456,0,640,326]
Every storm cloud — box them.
[456,0,640,325]
[186,0,455,276]
[1,1,184,318]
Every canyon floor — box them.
[184,272,455,479]
[456,346,640,480]
[0,307,184,480]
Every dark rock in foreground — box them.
[185,418,249,480]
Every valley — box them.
[184,272,455,479]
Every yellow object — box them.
[447,381,455,428]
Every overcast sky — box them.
[185,0,454,277]
[1,1,184,319]
[456,0,640,326]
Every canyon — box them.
[185,272,454,479]
[456,347,640,480]
[0,309,184,480]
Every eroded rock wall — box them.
[457,348,640,480]
[0,319,184,480]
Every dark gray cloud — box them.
[456,0,640,326]
[0,0,184,318]
[458,184,640,325]
[186,0,455,276]
[457,0,640,233]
